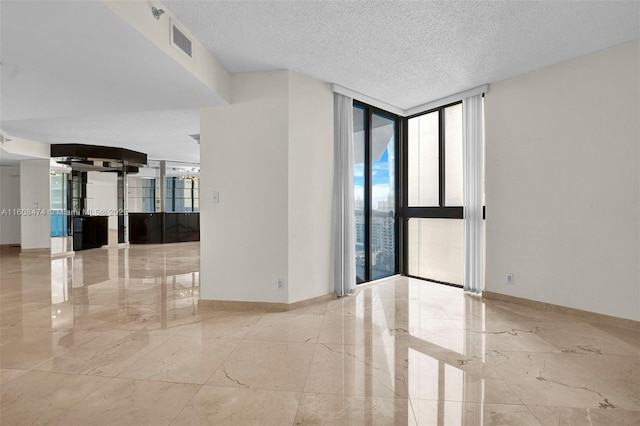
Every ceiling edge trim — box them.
[405,85,489,117]
[332,84,405,116]
[332,84,489,117]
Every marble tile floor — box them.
[1,242,638,425]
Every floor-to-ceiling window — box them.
[353,101,399,283]
[403,102,464,286]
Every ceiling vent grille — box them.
[171,20,192,58]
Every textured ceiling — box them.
[165,0,640,110]
[1,0,638,165]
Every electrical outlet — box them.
[276,279,284,290]
[506,273,514,285]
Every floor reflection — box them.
[43,244,201,332]
[1,243,638,425]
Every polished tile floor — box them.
[1,242,638,425]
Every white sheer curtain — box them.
[333,93,356,297]
[462,94,484,294]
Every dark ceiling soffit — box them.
[61,160,140,174]
[50,144,147,166]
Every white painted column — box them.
[20,159,51,250]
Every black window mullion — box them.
[439,109,445,208]
[395,118,403,276]
[364,106,372,283]
[172,177,176,212]
[192,179,196,212]
[403,116,409,276]
[404,206,463,219]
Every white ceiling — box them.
[0,0,218,164]
[1,109,202,163]
[164,0,640,110]
[1,0,639,166]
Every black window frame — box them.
[353,100,402,284]
[401,101,464,287]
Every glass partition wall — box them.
[165,161,199,213]
[50,171,69,237]
[127,160,200,244]
[127,160,200,214]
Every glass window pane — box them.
[408,218,463,285]
[50,173,68,236]
[408,111,439,206]
[371,113,395,280]
[353,105,366,283]
[445,104,463,206]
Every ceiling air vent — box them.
[171,20,192,58]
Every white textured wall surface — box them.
[19,160,51,249]
[86,171,118,216]
[200,71,289,303]
[0,166,21,245]
[200,70,335,304]
[86,171,118,236]
[287,71,334,304]
[485,40,640,320]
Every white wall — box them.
[86,171,118,216]
[19,159,51,250]
[200,71,290,303]
[287,71,334,303]
[0,166,21,245]
[485,40,640,321]
[86,171,119,244]
[200,70,335,304]
[0,136,50,159]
